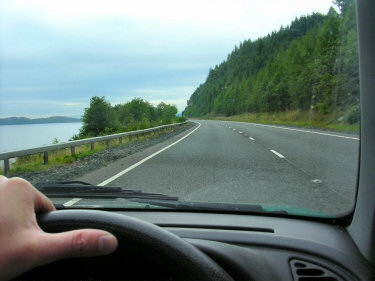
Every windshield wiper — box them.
[35,181,287,214]
[128,198,288,214]
[35,181,178,201]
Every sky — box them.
[0,0,334,118]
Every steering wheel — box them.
[36,209,233,281]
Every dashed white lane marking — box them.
[270,150,285,159]
[238,122,359,140]
[249,137,255,140]
[233,129,236,131]
[239,131,243,134]
[98,122,202,186]
[312,179,322,184]
[63,198,82,207]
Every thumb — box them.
[35,229,118,266]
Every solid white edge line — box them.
[63,198,82,207]
[98,122,202,186]
[238,122,359,140]
[270,150,285,159]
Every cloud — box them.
[0,0,333,117]
[62,102,85,107]
[148,99,188,111]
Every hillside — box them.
[0,116,81,125]
[183,0,359,125]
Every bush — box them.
[343,105,360,124]
[178,116,187,122]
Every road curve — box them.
[75,120,359,215]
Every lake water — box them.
[0,123,82,153]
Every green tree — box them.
[157,102,178,124]
[80,96,117,136]
[333,0,354,13]
[75,97,180,139]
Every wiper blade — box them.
[35,181,287,214]
[35,181,178,201]
[36,181,122,193]
[128,198,288,214]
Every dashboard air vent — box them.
[290,259,345,281]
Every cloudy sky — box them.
[0,0,333,118]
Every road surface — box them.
[74,120,359,215]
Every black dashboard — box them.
[17,211,374,281]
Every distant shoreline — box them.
[0,116,81,126]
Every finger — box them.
[0,175,8,185]
[32,188,56,213]
[0,175,8,186]
[35,229,118,266]
[0,176,55,213]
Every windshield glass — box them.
[0,0,360,218]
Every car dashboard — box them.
[17,210,374,281]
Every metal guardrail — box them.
[0,121,188,175]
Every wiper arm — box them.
[35,181,287,214]
[129,198,288,214]
[36,181,122,193]
[35,181,178,201]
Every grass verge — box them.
[202,110,359,132]
[1,129,168,176]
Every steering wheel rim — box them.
[37,209,233,281]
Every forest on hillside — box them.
[183,0,359,125]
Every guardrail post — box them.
[129,135,132,141]
[4,159,10,175]
[43,152,48,165]
[137,134,139,140]
[119,137,122,144]
[71,147,75,155]
[106,140,110,148]
[91,143,95,151]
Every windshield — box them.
[0,0,360,219]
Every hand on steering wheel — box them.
[0,176,118,281]
[37,209,233,281]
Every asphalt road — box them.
[75,120,359,215]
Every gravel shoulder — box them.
[14,123,195,185]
